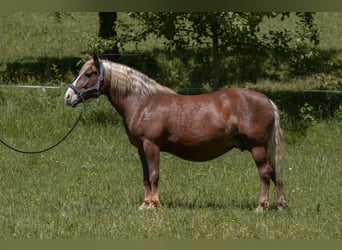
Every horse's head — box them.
[64,54,105,107]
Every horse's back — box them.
[222,88,272,106]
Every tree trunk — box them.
[98,12,120,62]
[211,23,221,90]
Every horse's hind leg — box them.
[251,146,273,212]
[271,173,287,211]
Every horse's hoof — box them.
[255,206,265,213]
[277,201,288,211]
[147,203,157,209]
[139,202,150,210]
[139,201,159,210]
[255,201,269,212]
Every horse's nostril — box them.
[64,94,72,104]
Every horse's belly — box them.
[161,139,236,162]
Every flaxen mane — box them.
[103,60,176,96]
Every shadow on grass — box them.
[2,47,342,87]
[163,199,257,211]
[1,56,80,85]
[163,199,289,212]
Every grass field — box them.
[0,12,341,239]
[0,87,341,239]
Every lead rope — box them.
[0,101,85,154]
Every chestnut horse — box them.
[64,54,287,212]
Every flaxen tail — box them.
[267,100,285,184]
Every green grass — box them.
[0,87,341,239]
[0,13,99,85]
[0,12,98,63]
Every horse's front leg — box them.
[138,140,160,210]
[138,150,152,210]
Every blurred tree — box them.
[123,12,319,88]
[54,12,120,62]
[98,12,120,62]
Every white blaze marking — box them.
[64,74,83,105]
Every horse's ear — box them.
[93,53,100,66]
[93,53,101,69]
[86,54,93,61]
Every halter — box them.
[69,61,104,101]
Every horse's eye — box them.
[85,71,96,78]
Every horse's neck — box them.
[106,90,146,121]
[103,61,175,119]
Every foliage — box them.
[107,12,322,88]
[126,12,319,51]
[299,102,317,128]
[1,57,80,86]
[249,89,342,139]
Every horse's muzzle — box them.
[64,87,81,107]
